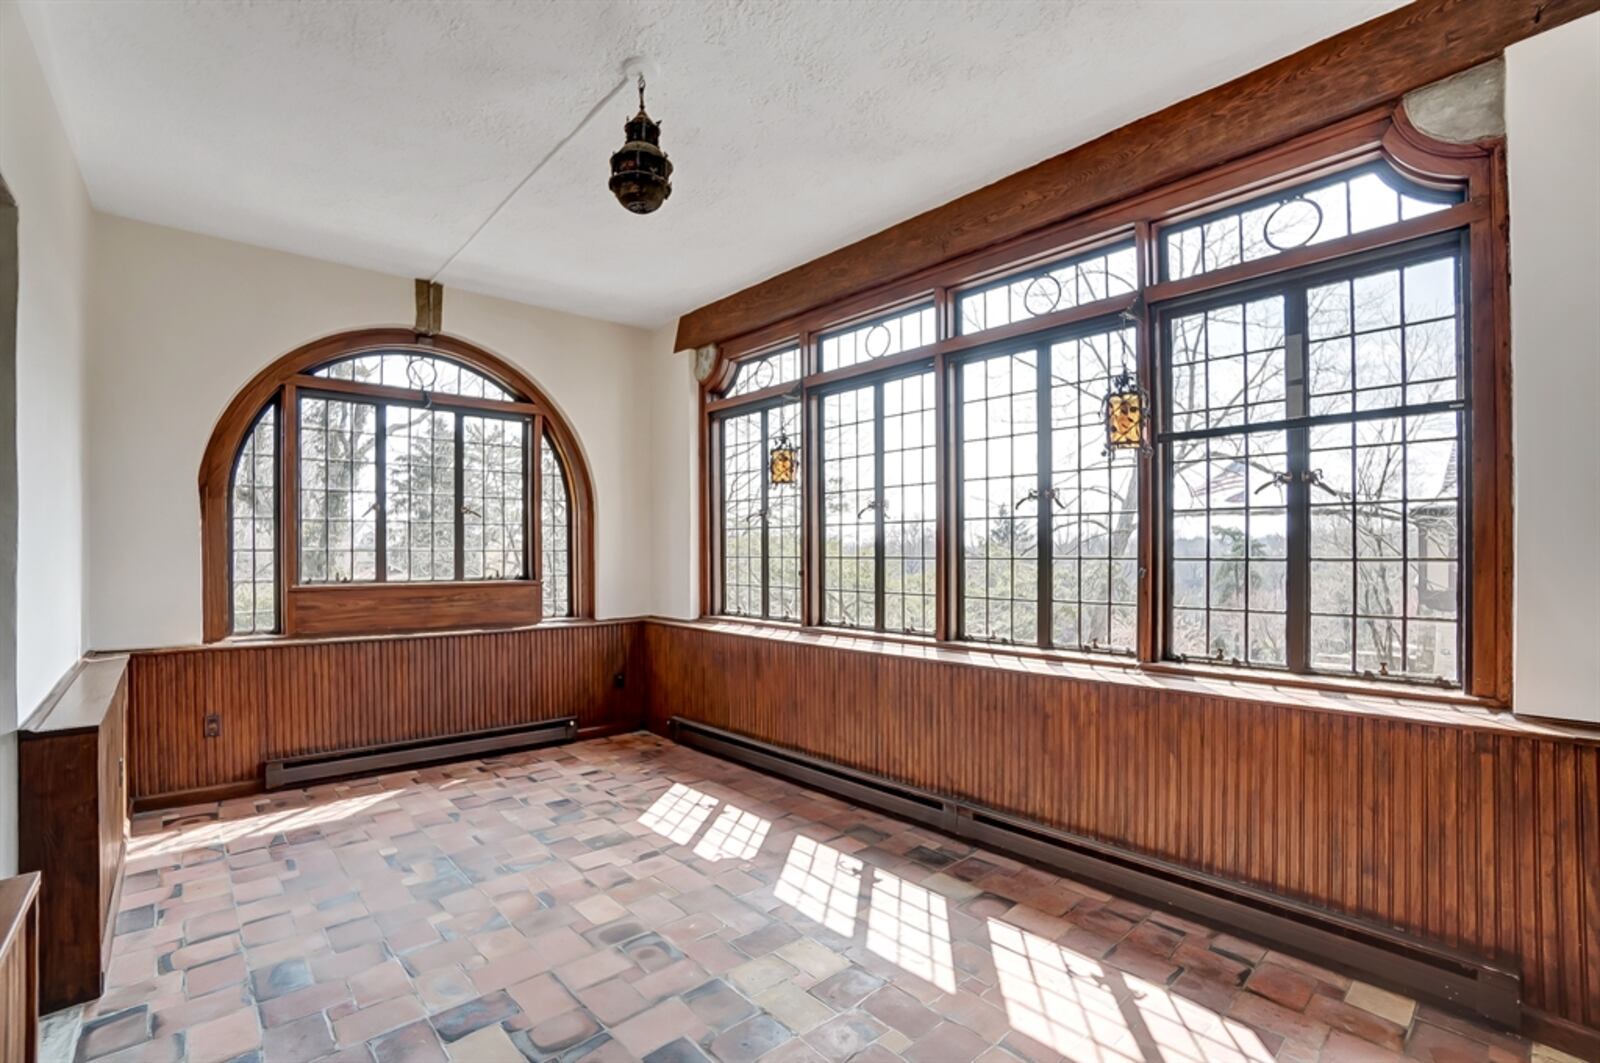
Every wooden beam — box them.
[673,0,1599,351]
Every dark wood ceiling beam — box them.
[673,0,1598,351]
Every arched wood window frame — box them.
[200,328,595,642]
[697,105,1514,706]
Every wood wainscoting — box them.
[125,620,642,808]
[0,873,41,1063]
[639,620,1600,1046]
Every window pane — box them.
[1310,413,1462,682]
[1050,326,1139,652]
[1162,163,1462,282]
[541,433,573,618]
[313,351,512,401]
[720,409,764,619]
[384,404,457,582]
[822,385,878,628]
[820,305,936,372]
[725,347,801,398]
[960,350,1039,644]
[1168,297,1287,433]
[767,403,803,622]
[1308,256,1460,416]
[883,375,935,635]
[462,415,526,581]
[230,404,277,634]
[958,243,1137,336]
[299,396,378,584]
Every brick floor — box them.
[73,732,1570,1062]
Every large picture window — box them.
[702,118,1505,701]
[203,332,593,640]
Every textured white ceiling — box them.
[20,0,1403,328]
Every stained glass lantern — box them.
[768,428,798,486]
[1103,365,1151,455]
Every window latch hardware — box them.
[1255,470,1293,495]
[857,499,882,518]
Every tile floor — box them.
[72,732,1581,1063]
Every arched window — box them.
[202,329,593,641]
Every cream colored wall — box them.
[1506,13,1600,723]
[1,0,95,874]
[86,215,660,651]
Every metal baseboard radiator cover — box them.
[266,716,577,789]
[667,715,1522,1030]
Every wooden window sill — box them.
[676,616,1597,743]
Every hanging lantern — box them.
[1103,364,1151,455]
[609,75,673,214]
[768,427,799,486]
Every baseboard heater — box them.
[266,716,577,789]
[668,716,1522,1029]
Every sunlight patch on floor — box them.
[775,834,863,937]
[987,918,1272,1063]
[693,803,771,862]
[637,782,720,845]
[866,869,957,992]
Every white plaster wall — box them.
[86,215,659,651]
[0,0,95,874]
[1506,12,1600,722]
[643,330,699,619]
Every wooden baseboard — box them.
[1524,1009,1600,1061]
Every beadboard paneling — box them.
[641,621,1600,1034]
[126,622,641,804]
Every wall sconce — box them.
[1103,365,1151,456]
[769,428,798,486]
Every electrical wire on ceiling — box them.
[427,59,648,284]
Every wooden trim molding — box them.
[672,0,1598,351]
[199,328,596,642]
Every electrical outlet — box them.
[204,713,222,738]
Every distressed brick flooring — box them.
[80,732,1575,1063]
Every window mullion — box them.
[453,411,465,581]
[1036,346,1053,650]
[873,381,887,633]
[375,403,388,582]
[759,408,772,620]
[1285,288,1311,673]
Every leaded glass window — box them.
[820,372,935,634]
[820,305,936,372]
[384,404,456,581]
[299,396,379,583]
[725,347,802,398]
[1162,162,1461,282]
[230,404,277,634]
[1160,245,1465,684]
[463,415,527,581]
[958,243,1138,335]
[541,432,572,617]
[957,326,1139,651]
[717,403,801,621]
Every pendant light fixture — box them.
[609,74,673,214]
